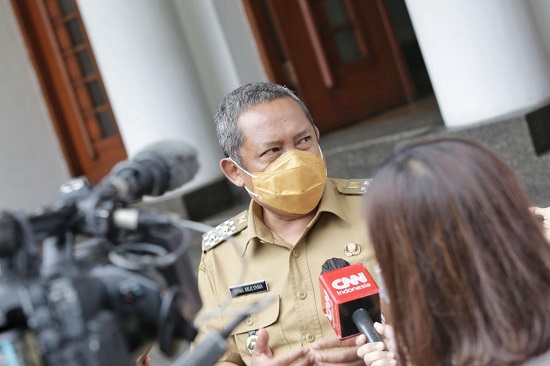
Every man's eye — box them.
[263,148,280,156]
[298,136,312,145]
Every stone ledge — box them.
[325,117,550,206]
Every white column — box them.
[529,0,550,62]
[405,0,550,127]
[77,0,223,194]
[172,0,240,113]
[173,0,268,113]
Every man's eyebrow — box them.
[260,139,283,149]
[294,129,311,139]
[259,128,314,149]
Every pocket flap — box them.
[222,294,280,335]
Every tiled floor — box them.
[319,95,443,151]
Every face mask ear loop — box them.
[228,157,261,199]
[244,186,261,199]
[318,145,328,177]
[228,157,256,178]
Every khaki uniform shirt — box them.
[195,178,377,365]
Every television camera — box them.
[0,140,201,365]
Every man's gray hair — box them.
[215,82,315,166]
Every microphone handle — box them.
[352,308,383,343]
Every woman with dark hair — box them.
[357,137,550,366]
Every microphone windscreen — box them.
[133,140,199,192]
[321,258,351,274]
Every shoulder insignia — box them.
[336,179,372,195]
[202,210,248,252]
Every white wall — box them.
[0,0,70,212]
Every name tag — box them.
[229,280,269,298]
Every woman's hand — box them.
[311,335,365,365]
[356,323,397,366]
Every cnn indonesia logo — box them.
[332,273,371,295]
[324,290,334,321]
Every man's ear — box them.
[314,126,320,142]
[220,158,245,187]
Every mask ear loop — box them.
[228,157,261,199]
[318,145,328,177]
[228,157,254,178]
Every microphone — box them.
[100,140,199,202]
[319,258,382,343]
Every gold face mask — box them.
[232,149,327,214]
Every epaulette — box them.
[335,178,372,195]
[202,210,248,252]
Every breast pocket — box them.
[223,293,287,361]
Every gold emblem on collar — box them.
[346,181,362,189]
[236,212,248,226]
[344,242,361,257]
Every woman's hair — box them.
[364,137,550,366]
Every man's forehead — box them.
[237,100,308,127]
[238,96,303,117]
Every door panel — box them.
[246,0,415,133]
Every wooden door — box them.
[244,0,415,133]
[11,0,127,184]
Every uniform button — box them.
[298,292,307,300]
[292,249,300,258]
[245,317,253,325]
[306,333,315,342]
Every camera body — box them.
[0,178,198,366]
[0,266,156,365]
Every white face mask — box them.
[230,148,327,215]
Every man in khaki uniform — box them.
[195,82,376,366]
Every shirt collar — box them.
[315,178,350,222]
[238,178,350,256]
